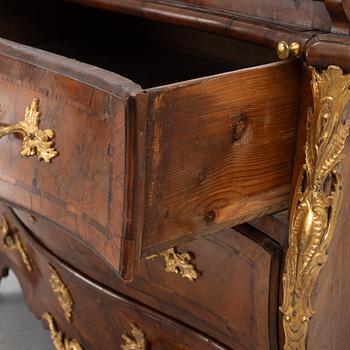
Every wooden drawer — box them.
[11,205,282,350]
[0,210,228,350]
[0,3,300,279]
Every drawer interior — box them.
[0,0,277,89]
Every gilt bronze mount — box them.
[0,98,57,162]
[281,65,350,349]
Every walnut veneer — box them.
[0,1,350,349]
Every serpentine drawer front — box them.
[12,205,282,350]
[0,4,301,279]
[0,210,228,350]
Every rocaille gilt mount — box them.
[121,324,147,350]
[42,312,83,350]
[280,65,350,350]
[0,214,32,272]
[147,247,200,281]
[49,265,74,322]
[0,98,57,162]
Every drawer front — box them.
[0,208,227,350]
[12,206,281,350]
[0,39,141,274]
[136,225,281,350]
[0,33,300,279]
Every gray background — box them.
[0,271,53,349]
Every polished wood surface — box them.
[306,143,350,349]
[305,34,350,72]
[0,38,140,274]
[325,0,350,34]
[10,205,281,350]
[0,211,227,350]
[0,1,350,349]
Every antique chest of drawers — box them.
[1,1,350,349]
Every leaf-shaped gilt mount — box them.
[147,247,200,282]
[121,324,147,350]
[0,214,32,272]
[0,98,58,162]
[42,313,83,350]
[49,265,74,322]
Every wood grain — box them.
[141,60,301,255]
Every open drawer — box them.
[0,2,301,279]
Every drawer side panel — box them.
[142,60,301,253]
